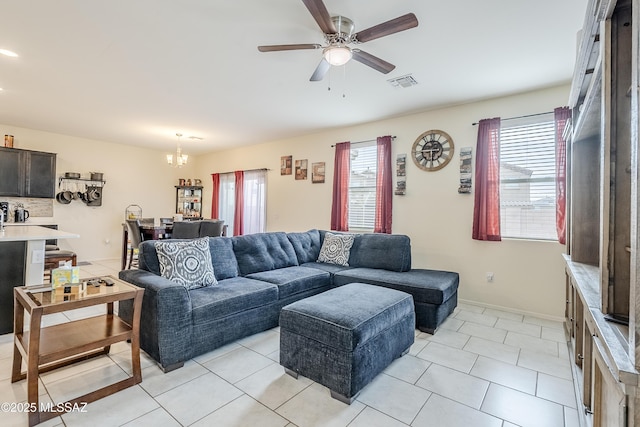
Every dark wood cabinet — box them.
[0,241,26,334]
[0,148,24,196]
[0,147,56,198]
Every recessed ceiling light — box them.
[0,49,18,57]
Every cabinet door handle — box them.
[577,354,584,360]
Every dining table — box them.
[120,222,173,270]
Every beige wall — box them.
[1,83,569,318]
[195,85,570,319]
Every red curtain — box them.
[330,142,351,231]
[374,136,393,233]
[472,117,502,241]
[211,173,220,219]
[233,170,244,236]
[555,106,571,244]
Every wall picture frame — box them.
[281,155,292,175]
[312,162,325,183]
[295,159,308,180]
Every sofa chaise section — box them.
[333,268,459,334]
[295,229,459,333]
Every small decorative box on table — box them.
[11,276,144,426]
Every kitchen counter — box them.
[0,224,79,242]
[0,225,79,334]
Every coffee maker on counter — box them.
[14,203,29,222]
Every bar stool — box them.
[44,250,77,283]
[40,224,77,283]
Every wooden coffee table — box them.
[11,276,144,426]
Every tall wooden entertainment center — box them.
[565,0,640,425]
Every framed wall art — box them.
[281,155,292,175]
[312,162,325,183]
[295,159,308,180]
[458,147,472,194]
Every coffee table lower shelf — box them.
[11,278,144,426]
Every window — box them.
[348,143,377,230]
[217,170,266,236]
[242,170,266,234]
[499,113,556,240]
[218,174,236,236]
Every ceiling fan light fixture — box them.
[323,45,352,66]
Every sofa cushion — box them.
[287,229,321,264]
[232,232,299,275]
[155,237,216,290]
[246,266,331,299]
[301,261,351,275]
[317,232,355,266]
[190,276,278,323]
[208,237,239,280]
[333,268,459,305]
[349,234,412,272]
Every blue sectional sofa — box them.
[118,229,459,372]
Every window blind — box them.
[349,143,377,230]
[500,113,557,240]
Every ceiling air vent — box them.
[387,74,418,88]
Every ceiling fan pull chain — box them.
[342,64,347,98]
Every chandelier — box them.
[167,133,188,167]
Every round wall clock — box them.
[411,129,455,171]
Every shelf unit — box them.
[565,0,640,425]
[58,177,106,187]
[175,185,202,219]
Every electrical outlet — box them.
[32,249,44,264]
[486,272,494,282]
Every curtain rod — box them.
[331,136,396,148]
[471,111,554,126]
[212,168,270,176]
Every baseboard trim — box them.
[458,298,565,323]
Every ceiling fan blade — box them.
[309,58,331,82]
[301,0,337,34]
[354,13,419,43]
[258,44,321,52]
[352,49,395,74]
[310,58,331,81]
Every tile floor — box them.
[0,259,580,427]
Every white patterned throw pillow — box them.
[317,232,356,266]
[155,237,217,290]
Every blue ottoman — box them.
[279,283,415,403]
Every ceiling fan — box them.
[257,0,419,81]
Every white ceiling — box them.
[0,0,588,154]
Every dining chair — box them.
[199,220,225,237]
[126,219,145,269]
[171,221,201,239]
